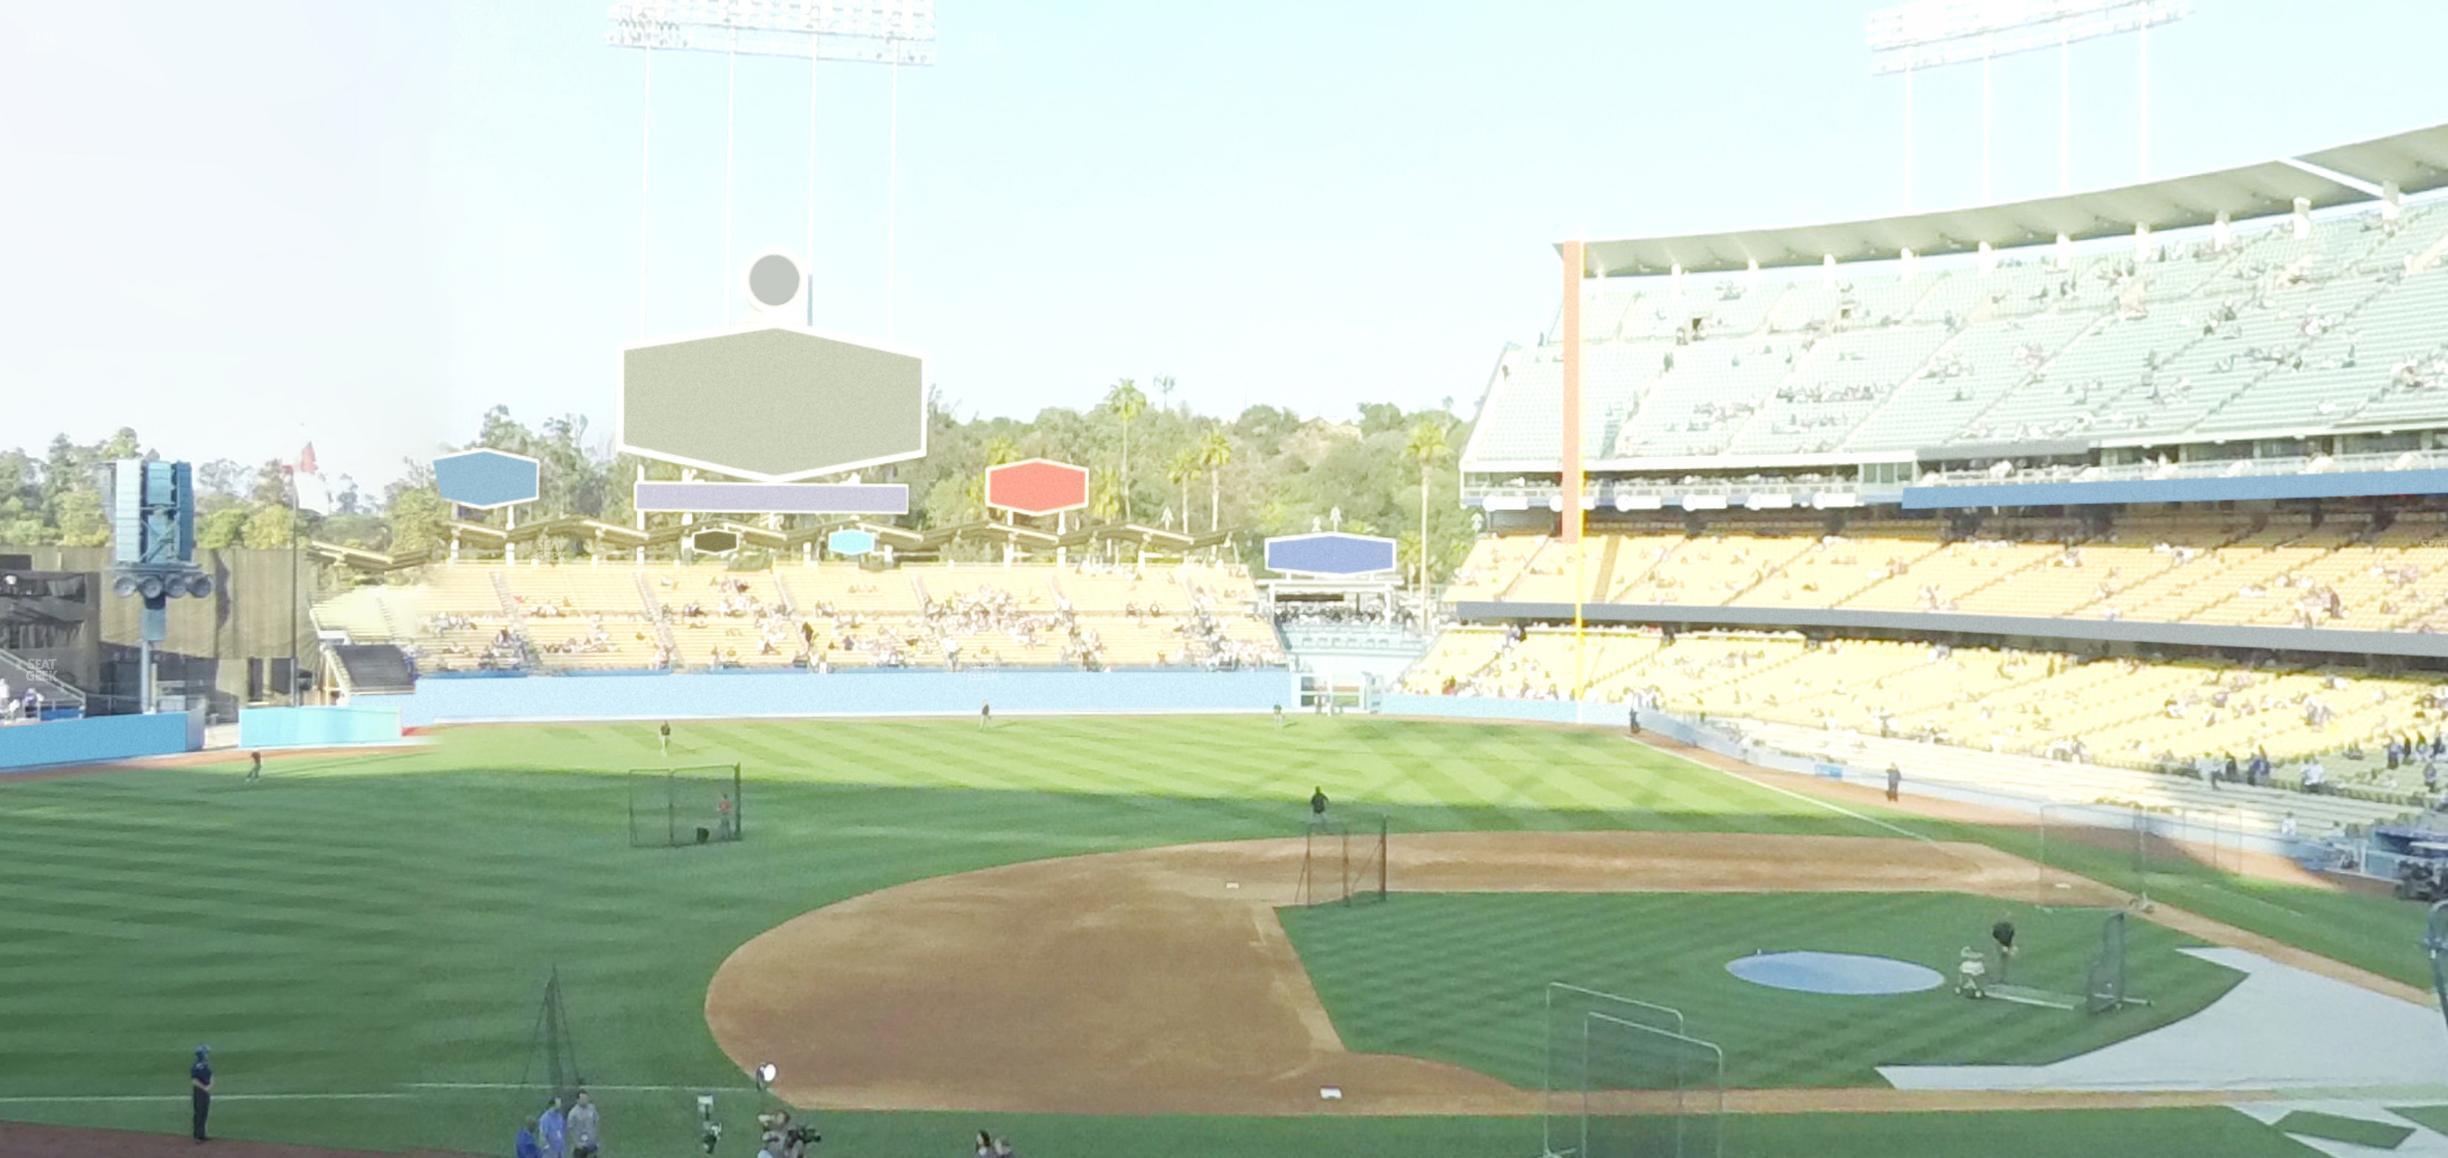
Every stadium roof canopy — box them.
[1569,121,2448,278]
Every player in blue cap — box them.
[190,1045,214,1142]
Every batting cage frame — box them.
[628,763,744,848]
[519,966,583,1101]
[2035,801,2245,910]
[1295,814,1386,907]
[1541,983,1684,1158]
[1579,1012,1724,1158]
[2424,901,2448,1048]
[1981,909,2150,1013]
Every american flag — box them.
[288,443,331,514]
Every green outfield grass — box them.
[0,716,2370,1156]
[1279,892,2244,1088]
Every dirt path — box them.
[704,829,2394,1117]
[0,1121,466,1158]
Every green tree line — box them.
[0,387,1478,584]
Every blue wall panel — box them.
[1903,468,2448,510]
[398,669,1289,726]
[0,713,195,773]
[238,706,405,749]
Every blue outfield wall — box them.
[0,711,198,773]
[397,668,1292,726]
[239,706,406,749]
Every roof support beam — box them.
[2278,156,2385,199]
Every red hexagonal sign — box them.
[984,458,1090,517]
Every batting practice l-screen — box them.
[629,763,744,847]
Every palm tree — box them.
[1088,473,1124,523]
[982,435,1022,467]
[1103,379,1147,521]
[1155,374,1177,414]
[1405,419,1452,596]
[1165,450,1199,533]
[1197,429,1232,533]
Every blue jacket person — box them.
[190,1045,213,1142]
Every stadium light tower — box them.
[1868,0,2188,208]
[607,1,936,336]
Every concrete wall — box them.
[397,668,1290,726]
[238,706,404,748]
[0,711,198,773]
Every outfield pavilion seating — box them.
[331,560,1285,674]
[1402,625,2448,818]
[519,566,666,670]
[312,585,408,644]
[1471,201,2448,472]
[412,567,525,672]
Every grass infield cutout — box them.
[2273,1110,2414,1150]
[2384,1106,2448,1136]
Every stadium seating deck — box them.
[1402,625,2448,796]
[1449,515,2448,631]
[1468,199,2448,471]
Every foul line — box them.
[1624,735,1935,845]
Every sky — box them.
[4,0,2446,489]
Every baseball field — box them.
[0,714,2440,1157]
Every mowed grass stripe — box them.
[1281,891,2247,1089]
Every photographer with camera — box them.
[757,1108,817,1158]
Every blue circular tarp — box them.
[1725,951,1943,996]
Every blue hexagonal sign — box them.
[1264,532,1398,576]
[826,528,877,557]
[432,449,542,511]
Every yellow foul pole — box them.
[1560,240,1587,710]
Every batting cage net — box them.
[2427,902,2448,1045]
[1580,1011,1724,1158]
[2085,909,2130,1014]
[628,763,744,848]
[1542,984,1684,1158]
[1984,909,2146,1013]
[1294,814,1386,907]
[2035,802,2244,910]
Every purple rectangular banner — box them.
[633,481,910,515]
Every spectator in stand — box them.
[2300,759,2327,795]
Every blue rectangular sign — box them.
[1265,533,1398,576]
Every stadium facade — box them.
[1422,121,2448,800]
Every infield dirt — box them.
[705,828,2409,1117]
